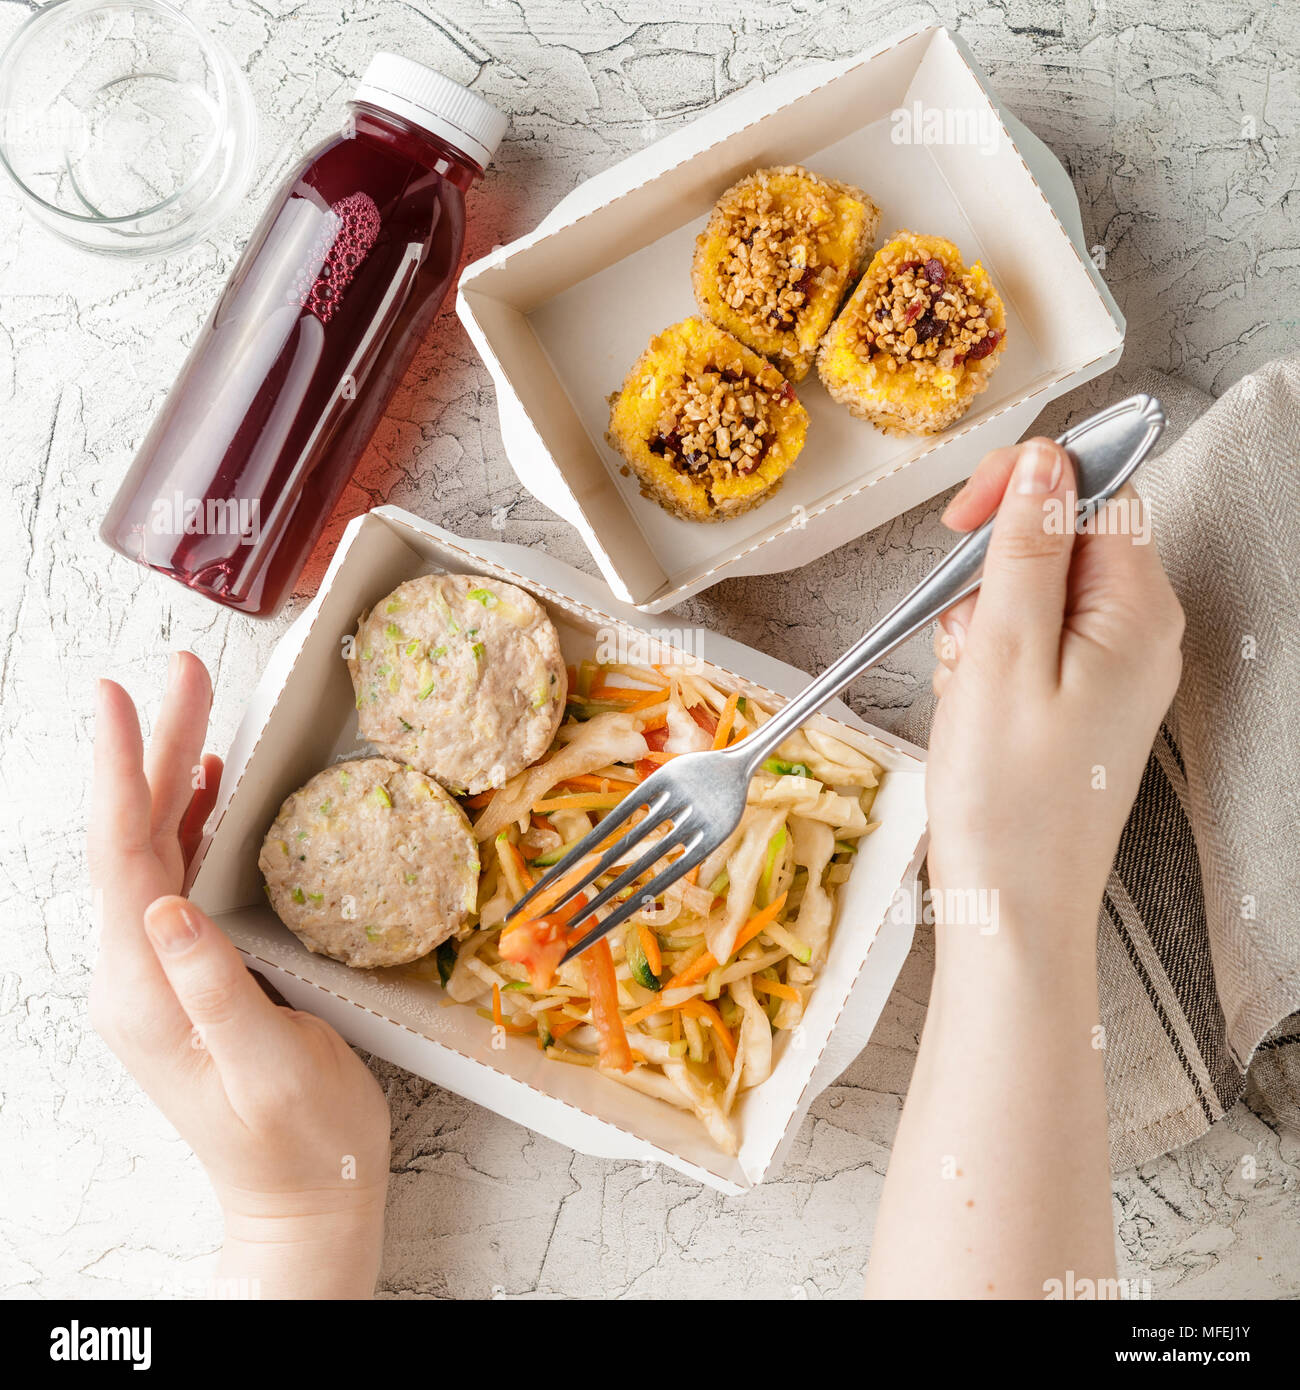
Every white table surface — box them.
[2,0,1298,1299]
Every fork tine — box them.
[527,790,676,923]
[505,783,672,923]
[563,813,692,928]
[560,828,712,964]
[541,799,685,923]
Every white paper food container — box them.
[457,24,1123,612]
[187,507,928,1193]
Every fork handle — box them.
[733,394,1166,772]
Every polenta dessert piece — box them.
[818,231,1006,436]
[692,165,879,381]
[607,317,809,522]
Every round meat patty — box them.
[348,573,566,794]
[259,757,480,969]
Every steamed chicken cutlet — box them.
[259,757,479,969]
[349,572,567,794]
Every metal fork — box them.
[506,393,1166,964]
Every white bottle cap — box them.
[353,54,506,171]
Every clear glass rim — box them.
[0,0,237,227]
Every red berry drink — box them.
[101,55,505,617]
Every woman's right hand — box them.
[925,436,1185,938]
[866,435,1184,1300]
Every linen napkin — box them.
[901,356,1300,1171]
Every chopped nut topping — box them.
[716,186,825,334]
[852,258,1000,380]
[650,366,790,481]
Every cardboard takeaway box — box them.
[188,509,928,1193]
[457,23,1124,611]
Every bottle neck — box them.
[347,101,483,191]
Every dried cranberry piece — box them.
[777,379,796,403]
[966,331,1001,361]
[896,259,923,274]
[903,298,926,325]
[795,267,817,295]
[914,314,942,343]
[874,306,889,321]
[924,258,945,285]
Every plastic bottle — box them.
[101,54,505,617]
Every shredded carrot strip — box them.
[661,952,716,993]
[733,890,789,954]
[620,998,669,1028]
[660,891,790,992]
[589,679,666,705]
[491,984,504,1027]
[680,999,735,1061]
[753,977,800,1003]
[638,923,662,976]
[549,1015,583,1039]
[639,714,668,733]
[628,1050,647,1065]
[712,691,740,750]
[640,749,674,762]
[583,938,632,1072]
[463,791,494,809]
[505,840,535,890]
[532,791,626,813]
[561,773,638,793]
[623,688,668,712]
[672,1010,682,1042]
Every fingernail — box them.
[945,615,966,650]
[167,651,184,689]
[144,897,201,955]
[1013,441,1063,495]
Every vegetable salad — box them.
[415,660,884,1154]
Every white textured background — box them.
[2,0,1299,1299]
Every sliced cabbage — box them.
[790,815,835,966]
[746,771,868,833]
[662,1059,738,1154]
[665,697,711,754]
[599,1060,693,1111]
[445,931,499,1002]
[774,960,814,1031]
[707,806,785,962]
[473,711,648,840]
[729,973,772,1090]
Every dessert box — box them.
[457,23,1124,611]
[187,507,928,1193]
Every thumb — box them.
[966,438,1075,682]
[143,895,292,1076]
